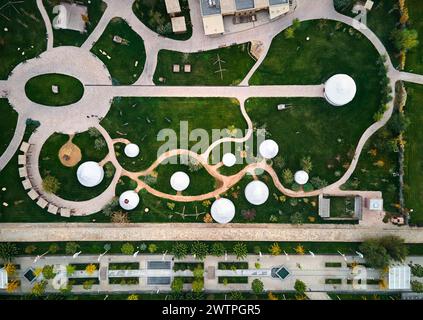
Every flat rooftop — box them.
[200,0,222,16]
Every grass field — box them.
[153,43,255,86]
[132,0,192,40]
[0,1,46,79]
[404,83,423,226]
[102,97,246,171]
[91,18,146,85]
[43,0,106,47]
[24,73,84,106]
[406,0,423,73]
[39,131,113,201]
[0,99,18,156]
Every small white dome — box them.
[76,161,104,187]
[259,140,279,159]
[170,171,190,191]
[119,190,140,211]
[211,198,235,224]
[222,153,237,167]
[294,170,309,185]
[244,180,269,205]
[324,74,357,106]
[124,143,140,158]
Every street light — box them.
[162,250,167,261]
[283,250,289,261]
[72,251,82,259]
[309,251,315,257]
[133,250,139,257]
[337,250,347,262]
[355,251,364,259]
[33,250,49,263]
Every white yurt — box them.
[222,153,237,167]
[324,74,357,106]
[259,139,279,159]
[210,198,235,224]
[294,170,309,185]
[170,171,190,191]
[124,143,140,158]
[244,180,269,205]
[119,190,140,211]
[76,161,104,187]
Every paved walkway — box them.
[36,0,53,50]
[1,223,423,242]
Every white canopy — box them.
[124,143,140,158]
[389,265,411,290]
[259,139,279,159]
[170,171,190,191]
[76,161,104,187]
[324,74,357,106]
[294,170,309,185]
[211,198,235,224]
[119,190,140,211]
[0,268,7,289]
[244,180,269,205]
[222,153,237,167]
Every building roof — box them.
[294,170,309,185]
[324,74,357,106]
[254,0,269,9]
[124,143,140,158]
[369,198,383,211]
[220,0,236,14]
[222,153,237,167]
[259,139,279,159]
[235,0,255,10]
[269,0,288,5]
[268,2,290,19]
[211,198,235,223]
[318,195,331,218]
[76,161,104,187]
[389,265,411,290]
[202,14,225,35]
[165,0,181,14]
[0,268,7,289]
[52,3,88,33]
[119,190,140,211]
[245,180,269,205]
[171,16,187,33]
[200,0,222,16]
[170,171,190,191]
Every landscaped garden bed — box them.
[108,277,139,285]
[218,262,249,270]
[173,262,204,272]
[218,277,249,284]
[108,262,140,270]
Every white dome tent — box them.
[259,140,279,159]
[324,74,357,106]
[211,198,235,224]
[244,180,269,205]
[294,170,309,185]
[119,190,140,211]
[222,153,237,167]
[124,143,140,158]
[170,171,190,191]
[76,161,104,187]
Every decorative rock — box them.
[52,85,59,94]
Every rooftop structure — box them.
[171,16,187,33]
[165,0,182,15]
[222,153,237,167]
[119,190,140,211]
[294,170,309,185]
[389,265,411,290]
[76,161,104,187]
[124,143,140,158]
[324,74,357,106]
[245,180,269,205]
[259,139,279,159]
[0,268,7,289]
[170,171,190,191]
[52,3,88,33]
[211,198,236,223]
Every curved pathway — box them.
[0,115,26,171]
[36,0,54,50]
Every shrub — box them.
[241,209,256,221]
[192,279,204,293]
[66,265,76,276]
[171,278,184,293]
[0,243,18,262]
[42,175,60,194]
[85,264,97,275]
[269,243,281,256]
[251,279,264,294]
[211,243,225,257]
[121,243,135,255]
[83,280,95,290]
[290,212,304,225]
[359,239,390,269]
[411,280,423,293]
[24,245,37,254]
[172,242,188,260]
[411,264,423,278]
[294,280,307,293]
[148,244,157,253]
[42,265,56,280]
[191,242,208,260]
[229,291,244,300]
[65,242,80,255]
[48,244,59,254]
[233,242,248,260]
[303,183,314,192]
[32,280,47,296]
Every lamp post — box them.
[355,251,364,259]
[283,250,289,261]
[309,251,315,258]
[33,250,49,263]
[72,251,82,259]
[337,250,347,262]
[133,250,139,257]
[97,248,109,262]
[162,251,167,261]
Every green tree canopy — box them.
[251,279,264,294]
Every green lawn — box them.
[132,0,192,40]
[102,97,246,171]
[153,43,255,85]
[91,18,146,85]
[0,0,46,79]
[24,73,84,106]
[327,197,355,218]
[39,131,113,201]
[43,0,107,47]
[404,83,423,226]
[0,99,18,156]
[406,0,423,73]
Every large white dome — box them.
[124,143,140,158]
[324,74,357,106]
[294,170,309,185]
[211,198,235,224]
[170,171,190,191]
[222,153,237,167]
[76,161,104,187]
[244,180,269,205]
[119,190,140,211]
[259,140,279,159]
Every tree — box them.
[172,242,188,260]
[85,264,97,276]
[6,279,19,293]
[229,291,244,300]
[310,177,328,189]
[94,137,106,150]
[391,28,419,51]
[211,243,225,257]
[193,266,204,279]
[292,18,301,30]
[32,280,47,296]
[48,244,59,254]
[111,211,130,223]
[294,279,307,293]
[65,242,80,255]
[411,264,423,278]
[148,244,157,253]
[83,280,95,290]
[88,127,101,137]
[127,294,139,300]
[294,245,305,255]
[233,242,248,260]
[0,243,18,262]
[66,264,76,276]
[290,212,304,225]
[191,242,208,260]
[282,169,293,185]
[42,265,56,280]
[378,235,408,262]
[4,263,16,276]
[42,175,61,194]
[301,156,313,173]
[284,27,295,39]
[359,239,390,269]
[269,243,281,256]
[102,198,119,216]
[171,277,184,293]
[192,279,204,293]
[24,245,37,254]
[121,242,135,255]
[268,292,279,300]
[251,279,264,294]
[411,281,423,293]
